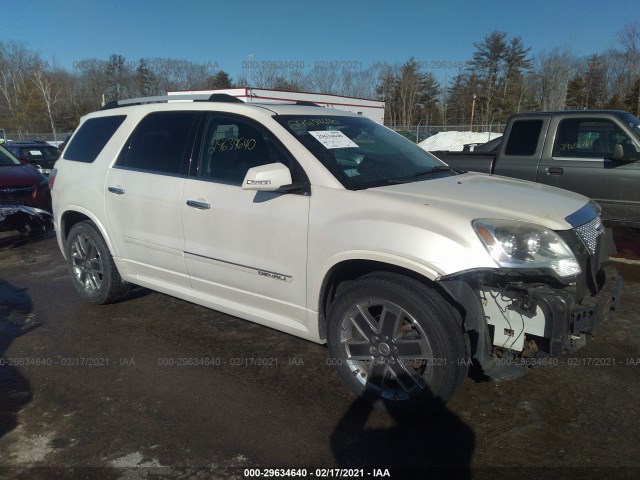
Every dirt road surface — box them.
[1,233,639,480]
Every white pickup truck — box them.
[50,94,622,409]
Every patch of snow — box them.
[111,452,168,480]
[111,451,162,468]
[1,425,55,464]
[419,131,501,152]
[108,452,247,480]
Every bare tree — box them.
[0,41,39,130]
[617,22,640,112]
[31,60,62,140]
[535,47,576,110]
[307,64,341,94]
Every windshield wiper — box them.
[413,165,453,177]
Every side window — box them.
[504,120,543,156]
[553,119,632,158]
[115,111,198,175]
[64,115,126,163]
[198,114,291,186]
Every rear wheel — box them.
[327,273,469,409]
[65,221,130,304]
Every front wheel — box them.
[65,221,130,304]
[327,273,469,409]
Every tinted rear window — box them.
[505,120,543,156]
[115,111,198,175]
[64,115,126,163]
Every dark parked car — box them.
[0,145,51,210]
[4,140,60,176]
[57,134,72,152]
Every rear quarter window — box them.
[64,115,126,163]
[504,120,543,156]
[114,111,198,175]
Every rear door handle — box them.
[546,167,563,175]
[108,186,125,195]
[186,200,210,210]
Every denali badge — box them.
[258,270,292,282]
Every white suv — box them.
[51,94,622,409]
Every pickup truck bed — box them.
[431,150,495,174]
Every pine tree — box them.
[583,55,607,109]
[501,36,533,115]
[565,75,587,110]
[106,54,127,101]
[135,58,156,96]
[207,70,233,89]
[469,31,508,123]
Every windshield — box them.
[275,114,455,190]
[621,113,640,139]
[0,146,21,166]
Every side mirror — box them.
[613,143,640,162]
[242,163,293,192]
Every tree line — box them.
[1,23,638,138]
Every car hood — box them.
[369,172,592,231]
[0,163,41,185]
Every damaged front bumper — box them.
[439,262,623,379]
[532,264,621,355]
[439,204,623,379]
[0,205,54,239]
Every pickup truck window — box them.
[553,118,632,158]
[275,114,452,190]
[504,120,543,156]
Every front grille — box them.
[574,216,604,255]
[0,185,35,204]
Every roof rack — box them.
[205,93,244,103]
[100,93,244,110]
[294,101,322,107]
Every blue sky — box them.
[3,0,638,82]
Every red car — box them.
[0,144,51,210]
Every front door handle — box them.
[546,167,563,175]
[186,200,210,210]
[108,186,125,195]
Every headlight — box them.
[472,219,581,277]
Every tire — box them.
[65,221,131,304]
[327,272,470,409]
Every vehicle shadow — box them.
[0,280,38,439]
[612,227,640,261]
[330,396,475,479]
[0,230,55,250]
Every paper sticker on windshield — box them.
[309,130,358,149]
[29,150,43,156]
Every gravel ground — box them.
[0,234,638,480]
